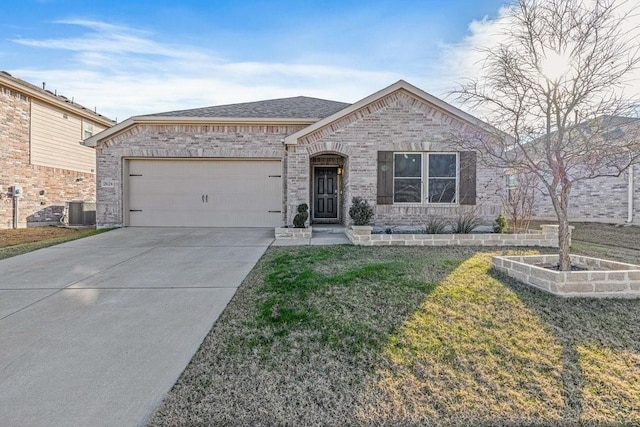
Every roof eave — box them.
[0,73,115,127]
[81,115,319,147]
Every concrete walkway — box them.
[0,227,273,426]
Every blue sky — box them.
[2,0,510,120]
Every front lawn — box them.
[149,245,640,426]
[0,227,109,260]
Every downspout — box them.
[627,163,634,223]
[13,196,18,229]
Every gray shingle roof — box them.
[149,96,350,119]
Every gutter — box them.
[82,116,316,147]
[627,163,634,223]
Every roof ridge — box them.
[148,95,351,120]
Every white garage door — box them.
[127,159,282,227]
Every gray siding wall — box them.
[31,100,106,174]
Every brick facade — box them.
[95,124,305,227]
[0,87,95,228]
[94,85,503,228]
[532,164,640,225]
[287,90,503,226]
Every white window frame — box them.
[392,151,459,205]
[83,121,94,140]
[393,152,423,204]
[426,152,459,205]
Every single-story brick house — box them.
[84,80,504,228]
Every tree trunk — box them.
[557,214,571,271]
[557,183,572,271]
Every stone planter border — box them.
[275,226,312,239]
[345,225,565,247]
[492,254,640,298]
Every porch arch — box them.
[305,141,353,158]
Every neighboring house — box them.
[0,71,115,228]
[530,116,640,225]
[84,80,504,228]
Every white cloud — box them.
[10,20,404,120]
[13,19,197,59]
[12,5,636,124]
[436,1,640,118]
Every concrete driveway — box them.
[0,227,273,426]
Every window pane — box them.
[428,178,456,203]
[394,179,421,203]
[394,154,421,177]
[429,154,456,178]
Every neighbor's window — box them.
[83,121,94,139]
[506,173,518,203]
[393,152,458,204]
[394,153,422,203]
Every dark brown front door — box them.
[314,167,338,219]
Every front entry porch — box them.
[311,154,346,224]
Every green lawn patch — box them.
[150,245,640,426]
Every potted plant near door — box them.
[349,197,373,235]
[274,203,312,239]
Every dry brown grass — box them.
[527,220,640,264]
[0,227,107,259]
[0,226,81,247]
[530,220,640,251]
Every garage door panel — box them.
[127,159,282,227]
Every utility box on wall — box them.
[11,185,23,198]
[67,201,96,226]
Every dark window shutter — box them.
[459,151,477,205]
[377,151,393,205]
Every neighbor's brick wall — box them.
[96,124,303,227]
[0,86,95,228]
[287,90,503,226]
[532,164,640,225]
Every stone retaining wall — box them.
[492,254,640,298]
[345,225,563,247]
[275,227,313,239]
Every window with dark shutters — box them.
[376,150,477,206]
[377,151,393,205]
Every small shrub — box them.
[424,217,448,234]
[493,213,508,233]
[293,203,309,228]
[453,212,481,234]
[349,197,374,226]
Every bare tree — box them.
[453,0,640,270]
[503,170,538,233]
